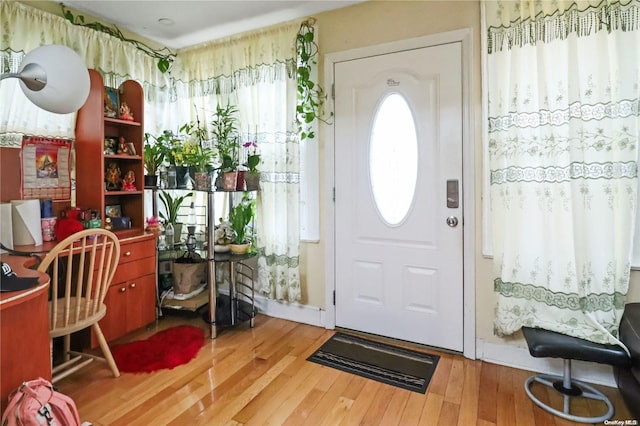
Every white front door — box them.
[334,42,464,351]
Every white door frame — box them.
[323,28,476,359]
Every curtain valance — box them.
[487,0,640,53]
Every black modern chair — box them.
[614,303,640,419]
[522,324,631,423]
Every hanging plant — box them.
[60,3,176,73]
[296,18,333,141]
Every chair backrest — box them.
[37,229,120,332]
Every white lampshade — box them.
[16,45,90,114]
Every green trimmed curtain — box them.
[169,25,302,302]
[0,0,170,144]
[486,0,640,345]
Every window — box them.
[369,93,418,225]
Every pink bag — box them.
[1,378,80,426]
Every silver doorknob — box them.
[446,216,459,227]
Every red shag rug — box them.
[111,325,205,373]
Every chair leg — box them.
[63,334,71,362]
[92,323,120,378]
[524,359,614,423]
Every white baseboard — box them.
[254,294,326,327]
[477,338,617,387]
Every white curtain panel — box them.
[486,0,640,345]
[0,0,169,142]
[169,24,302,302]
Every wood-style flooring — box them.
[56,314,635,425]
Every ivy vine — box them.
[60,3,176,73]
[296,18,332,141]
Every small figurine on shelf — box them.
[104,137,116,155]
[122,170,136,191]
[119,102,134,121]
[105,162,122,191]
[117,136,130,155]
[213,221,233,253]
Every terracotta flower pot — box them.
[223,171,238,191]
[194,171,210,191]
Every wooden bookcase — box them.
[75,69,145,238]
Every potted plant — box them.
[181,121,216,191]
[143,133,166,187]
[210,103,240,190]
[159,190,193,243]
[242,139,260,191]
[228,194,255,254]
[168,136,189,189]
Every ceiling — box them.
[63,1,362,50]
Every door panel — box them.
[334,42,463,351]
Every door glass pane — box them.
[369,93,418,225]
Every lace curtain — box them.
[486,0,640,345]
[0,0,302,302]
[170,26,301,302]
[0,0,170,145]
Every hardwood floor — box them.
[56,314,634,425]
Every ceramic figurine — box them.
[119,102,134,121]
[117,136,130,155]
[122,170,136,191]
[105,162,121,191]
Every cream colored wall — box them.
[21,1,165,50]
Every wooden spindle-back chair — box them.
[37,229,121,382]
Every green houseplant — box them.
[228,194,255,254]
[180,119,216,190]
[143,133,166,187]
[296,18,333,141]
[242,139,260,191]
[182,140,215,172]
[159,190,193,241]
[211,103,240,170]
[211,103,241,190]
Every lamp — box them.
[0,44,90,114]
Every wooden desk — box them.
[0,254,51,413]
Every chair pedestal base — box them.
[525,363,613,423]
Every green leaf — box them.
[63,11,74,23]
[157,58,170,73]
[305,113,315,123]
[304,32,314,42]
